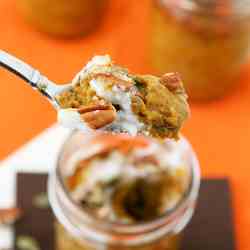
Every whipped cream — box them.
[89,79,144,136]
[57,55,144,135]
[57,109,92,133]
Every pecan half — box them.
[78,102,111,114]
[0,207,22,225]
[93,73,133,91]
[79,104,116,129]
[160,72,182,92]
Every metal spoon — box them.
[0,50,72,109]
[0,50,118,131]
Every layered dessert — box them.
[63,133,191,224]
[56,55,189,139]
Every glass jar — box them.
[151,0,250,100]
[17,0,107,37]
[48,132,200,250]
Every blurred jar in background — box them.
[49,132,200,250]
[17,0,107,37]
[151,0,250,100]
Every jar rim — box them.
[156,0,250,19]
[51,132,200,236]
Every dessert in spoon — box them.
[0,50,189,139]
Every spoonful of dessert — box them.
[0,50,190,139]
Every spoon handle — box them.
[0,50,61,102]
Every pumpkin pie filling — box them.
[56,55,189,139]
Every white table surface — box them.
[0,124,71,248]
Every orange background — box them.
[0,0,250,249]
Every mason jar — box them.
[151,0,250,100]
[17,0,107,37]
[48,132,200,250]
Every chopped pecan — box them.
[79,104,116,129]
[134,91,145,101]
[133,155,159,166]
[0,207,22,225]
[82,110,116,129]
[92,73,133,91]
[78,102,110,114]
[131,95,146,113]
[160,72,182,92]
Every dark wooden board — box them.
[181,179,235,250]
[15,174,54,250]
